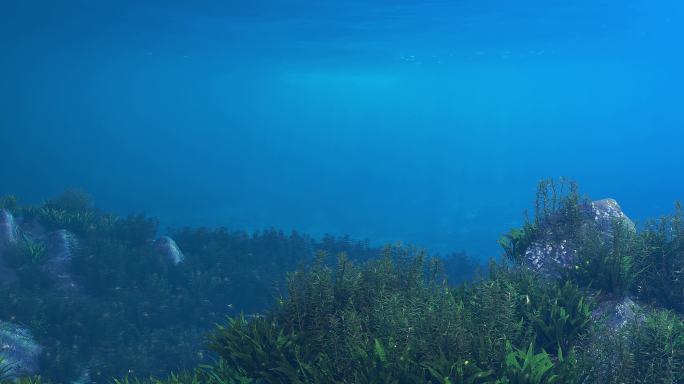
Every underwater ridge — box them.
[1,180,684,383]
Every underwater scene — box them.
[1,0,684,383]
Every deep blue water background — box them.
[1,0,683,258]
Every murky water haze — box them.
[2,0,683,257]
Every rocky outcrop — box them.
[520,197,646,334]
[589,198,636,237]
[0,213,79,292]
[592,297,645,331]
[0,209,18,245]
[523,198,635,275]
[0,321,41,379]
[155,236,185,265]
[524,237,576,275]
[0,210,19,287]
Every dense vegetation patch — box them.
[0,191,478,383]
[501,179,684,311]
[4,180,684,383]
[107,179,684,384]
[112,248,684,383]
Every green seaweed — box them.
[497,342,558,384]
[5,182,684,383]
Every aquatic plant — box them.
[192,180,684,384]
[0,195,17,212]
[420,351,494,384]
[5,191,478,383]
[0,358,45,384]
[564,217,642,296]
[502,179,647,297]
[2,236,47,268]
[14,190,116,237]
[112,362,247,384]
[498,225,535,265]
[629,310,684,383]
[440,250,481,285]
[0,356,13,383]
[527,281,593,355]
[499,178,585,266]
[497,342,558,384]
[33,206,98,234]
[209,315,304,382]
[43,189,93,213]
[633,202,684,311]
[1,237,52,291]
[4,377,45,384]
[12,182,684,383]
[577,307,684,384]
[203,246,595,383]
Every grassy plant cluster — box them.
[4,182,684,383]
[498,179,585,266]
[501,179,684,310]
[634,202,684,311]
[494,179,684,382]
[0,192,485,383]
[568,217,642,296]
[118,180,684,384]
[0,357,11,382]
[146,250,590,383]
[578,308,684,384]
[128,250,684,384]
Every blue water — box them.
[2,0,683,258]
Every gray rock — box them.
[592,297,645,331]
[155,236,184,265]
[589,198,636,237]
[0,210,19,286]
[0,321,42,379]
[523,198,634,275]
[524,236,577,274]
[0,209,17,246]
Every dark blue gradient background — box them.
[1,0,683,257]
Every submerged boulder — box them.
[523,198,634,275]
[0,209,17,245]
[0,210,19,286]
[524,237,576,274]
[520,196,646,337]
[589,198,636,237]
[0,321,42,378]
[592,296,645,331]
[155,236,184,265]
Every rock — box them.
[589,198,636,237]
[155,236,184,265]
[592,297,645,331]
[0,210,19,286]
[41,229,79,291]
[0,321,42,379]
[0,209,17,245]
[523,237,577,274]
[523,198,634,275]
